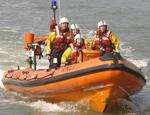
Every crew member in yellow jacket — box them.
[61,24,84,66]
[45,32,56,55]
[45,18,57,68]
[45,17,72,68]
[92,20,120,55]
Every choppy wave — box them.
[0,27,19,33]
[120,42,136,58]
[122,44,150,112]
[0,94,79,113]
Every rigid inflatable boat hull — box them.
[2,58,146,112]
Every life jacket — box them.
[53,28,71,51]
[93,30,102,49]
[99,30,113,53]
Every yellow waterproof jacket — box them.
[45,32,56,55]
[109,31,120,53]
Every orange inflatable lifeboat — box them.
[2,51,146,112]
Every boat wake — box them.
[119,44,150,113]
[128,59,149,69]
[0,94,80,113]
[28,101,79,112]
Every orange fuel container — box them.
[23,32,34,50]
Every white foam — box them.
[120,42,136,58]
[29,101,67,112]
[0,50,9,55]
[3,99,78,112]
[128,59,149,68]
[28,101,79,112]
[120,42,149,68]
[0,88,78,112]
[121,43,135,53]
[0,69,5,89]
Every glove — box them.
[114,49,120,53]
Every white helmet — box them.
[97,20,107,27]
[75,34,83,39]
[59,17,69,24]
[70,24,79,30]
